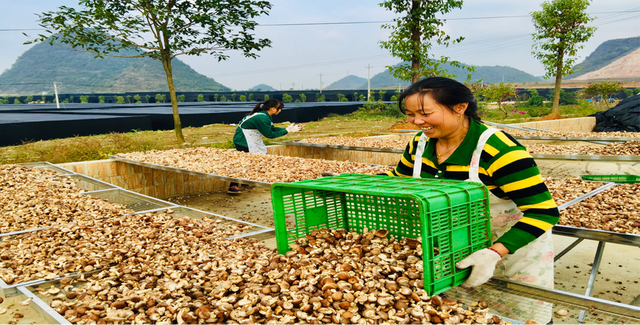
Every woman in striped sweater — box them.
[387,77,559,292]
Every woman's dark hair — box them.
[249,99,284,115]
[397,77,481,122]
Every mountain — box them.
[0,42,230,95]
[359,62,541,88]
[568,36,640,79]
[326,75,368,89]
[571,48,640,81]
[248,84,277,91]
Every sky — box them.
[0,0,638,91]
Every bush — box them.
[336,93,345,102]
[99,96,105,103]
[197,94,205,102]
[14,98,21,104]
[282,94,292,103]
[26,95,34,103]
[525,106,551,117]
[294,99,301,103]
[239,95,247,102]
[315,93,325,102]
[80,95,89,103]
[220,95,227,102]
[134,94,141,103]
[116,96,125,104]
[526,89,544,106]
[548,89,577,105]
[263,94,269,101]
[177,94,186,102]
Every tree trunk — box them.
[410,0,421,84]
[552,51,564,115]
[160,55,185,143]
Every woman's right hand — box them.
[286,123,302,133]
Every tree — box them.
[531,0,596,114]
[480,82,516,119]
[239,95,247,102]
[29,1,273,143]
[116,96,125,104]
[26,95,34,103]
[99,96,105,103]
[69,95,75,103]
[336,93,345,102]
[231,93,237,102]
[134,94,141,103]
[220,95,227,102]
[80,95,89,103]
[582,81,625,109]
[249,93,255,101]
[145,95,151,103]
[282,94,292,103]
[379,0,471,83]
[177,94,186,102]
[14,97,22,104]
[315,93,325,102]
[214,94,219,102]
[263,94,269,101]
[299,93,306,102]
[197,94,205,102]
[126,95,132,103]
[155,94,163,103]
[378,90,387,101]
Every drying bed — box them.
[116,147,393,183]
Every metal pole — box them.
[367,64,371,102]
[54,82,60,109]
[319,74,322,94]
[578,241,606,323]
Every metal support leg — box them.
[578,241,606,323]
[554,238,584,262]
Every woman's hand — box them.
[455,246,504,288]
[286,123,302,133]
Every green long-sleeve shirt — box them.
[233,111,288,147]
[386,120,559,253]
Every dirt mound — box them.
[571,48,640,80]
[388,121,419,132]
[536,113,564,121]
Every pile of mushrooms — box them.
[40,228,507,324]
[0,165,131,233]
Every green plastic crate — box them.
[581,174,640,184]
[271,174,491,295]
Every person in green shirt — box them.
[229,99,301,194]
[387,77,559,298]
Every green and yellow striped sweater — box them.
[386,120,559,253]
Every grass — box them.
[0,101,605,165]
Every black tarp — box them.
[591,94,640,132]
[0,113,152,146]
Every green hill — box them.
[568,36,640,78]
[360,62,541,88]
[326,75,368,89]
[0,43,230,95]
[248,84,277,91]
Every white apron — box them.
[412,129,554,287]
[413,129,554,323]
[238,113,268,154]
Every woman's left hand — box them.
[455,248,503,288]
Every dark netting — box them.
[591,94,640,132]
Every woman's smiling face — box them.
[404,93,466,139]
